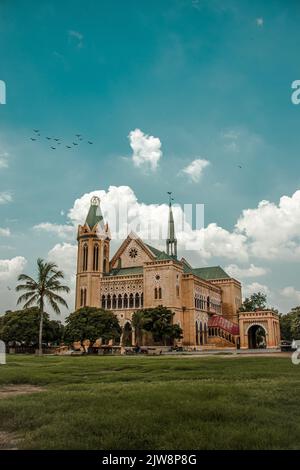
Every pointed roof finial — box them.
[85,195,104,229]
[167,191,174,207]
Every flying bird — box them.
[66,145,72,148]
[73,142,78,146]
[33,129,39,133]
[51,146,56,150]
[88,141,93,144]
[238,165,242,169]
[54,138,60,142]
[30,138,37,141]
[46,137,51,140]
[76,134,82,138]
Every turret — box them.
[75,196,110,309]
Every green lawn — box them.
[0,354,299,450]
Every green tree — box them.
[134,306,183,346]
[132,310,146,345]
[0,307,64,346]
[16,258,70,355]
[64,307,121,352]
[279,307,300,341]
[239,292,267,312]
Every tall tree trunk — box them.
[38,298,44,356]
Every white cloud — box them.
[280,286,300,304]
[0,152,9,169]
[65,186,248,261]
[47,243,77,316]
[0,256,27,281]
[33,222,75,239]
[0,191,12,204]
[225,263,268,279]
[0,256,27,313]
[243,282,270,298]
[236,190,300,259]
[0,227,10,237]
[181,158,210,183]
[128,128,162,171]
[256,17,264,27]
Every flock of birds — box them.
[29,129,94,150]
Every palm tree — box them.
[132,310,146,346]
[16,258,70,355]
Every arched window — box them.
[154,288,158,299]
[112,294,117,309]
[200,322,203,345]
[135,293,140,308]
[81,288,87,307]
[204,324,207,344]
[82,244,88,271]
[207,296,210,310]
[107,294,111,309]
[129,293,134,308]
[176,285,180,297]
[141,293,144,308]
[158,287,162,299]
[103,258,107,273]
[101,295,106,309]
[195,322,199,345]
[118,294,122,309]
[124,293,128,308]
[93,244,99,271]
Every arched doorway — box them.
[248,324,266,349]
[123,322,133,347]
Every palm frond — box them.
[44,291,69,309]
[48,297,62,315]
[17,273,36,283]
[45,283,70,294]
[18,293,39,309]
[16,283,37,292]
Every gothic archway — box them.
[123,322,133,347]
[247,324,266,349]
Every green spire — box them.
[166,192,177,258]
[85,196,104,229]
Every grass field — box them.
[0,354,299,450]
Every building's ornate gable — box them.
[110,232,156,270]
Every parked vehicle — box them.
[280,340,292,352]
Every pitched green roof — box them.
[108,266,143,276]
[193,266,230,280]
[145,243,163,257]
[145,243,174,261]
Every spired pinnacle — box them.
[91,196,100,206]
[166,192,177,258]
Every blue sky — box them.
[1,0,300,316]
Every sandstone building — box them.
[75,196,280,349]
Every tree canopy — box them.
[280,307,300,341]
[64,307,121,349]
[239,292,267,312]
[132,305,183,346]
[0,307,64,345]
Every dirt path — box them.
[0,384,45,399]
